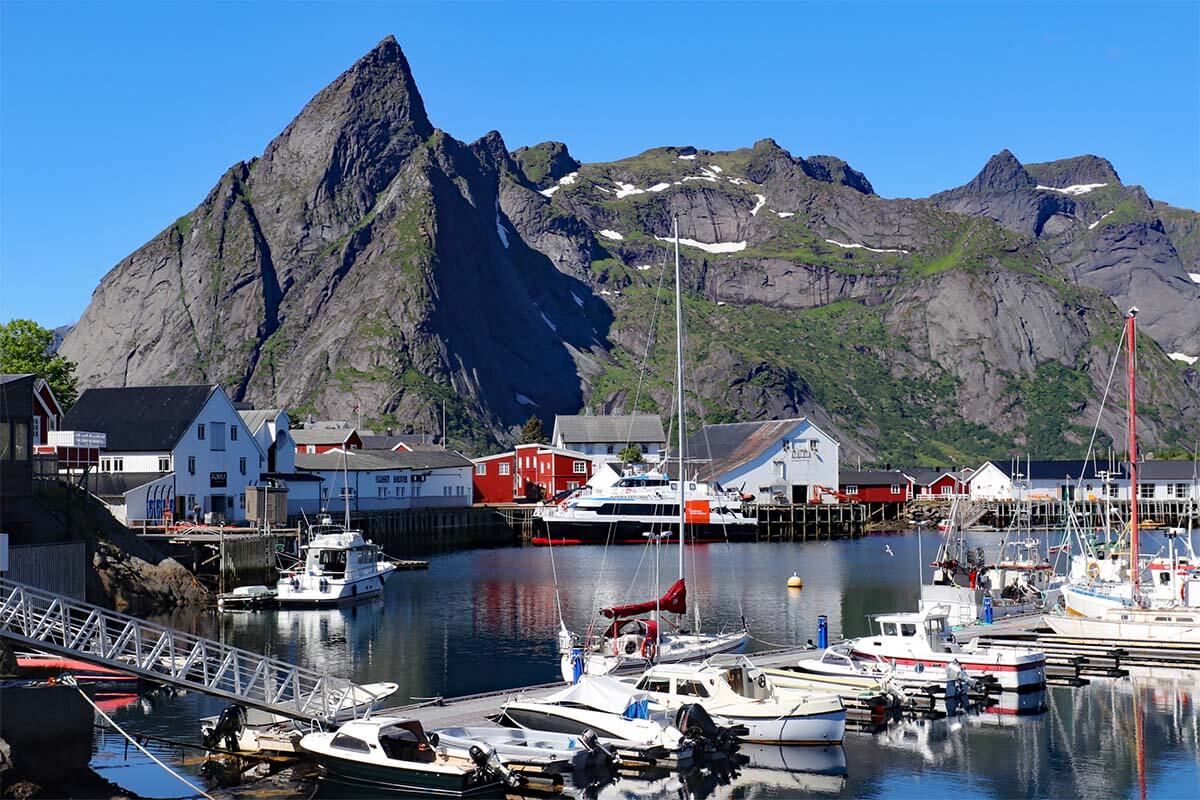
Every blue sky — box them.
[2,1,1198,327]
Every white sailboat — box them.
[1048,307,1200,641]
[556,217,750,682]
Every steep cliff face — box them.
[61,38,1200,463]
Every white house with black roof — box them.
[551,414,666,464]
[295,449,473,513]
[675,418,840,504]
[60,385,266,524]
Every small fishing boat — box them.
[431,726,614,772]
[1044,606,1200,643]
[849,606,1045,691]
[275,516,395,605]
[629,658,846,745]
[496,675,714,766]
[15,652,138,687]
[216,584,276,611]
[300,716,520,796]
[775,644,973,699]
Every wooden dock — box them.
[749,503,866,540]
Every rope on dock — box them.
[64,675,215,800]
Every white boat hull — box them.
[1061,583,1132,619]
[1044,613,1200,643]
[276,565,394,605]
[714,708,845,746]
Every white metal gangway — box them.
[0,577,382,725]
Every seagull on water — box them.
[885,545,895,557]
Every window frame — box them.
[197,424,205,440]
[475,463,486,476]
[573,460,586,474]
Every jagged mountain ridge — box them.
[61,37,1200,463]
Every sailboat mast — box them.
[674,215,686,580]
[1126,307,1140,595]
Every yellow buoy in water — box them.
[787,573,803,589]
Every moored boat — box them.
[849,606,1045,691]
[275,516,395,605]
[629,657,846,745]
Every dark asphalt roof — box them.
[61,385,216,451]
[296,450,473,472]
[840,469,911,486]
[987,459,1125,481]
[905,467,964,485]
[553,414,665,444]
[1140,461,1199,481]
[93,472,168,497]
[680,419,815,481]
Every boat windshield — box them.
[925,618,948,635]
[378,722,436,763]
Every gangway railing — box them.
[0,578,377,725]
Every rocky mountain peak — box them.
[511,141,580,188]
[803,155,875,195]
[965,149,1036,194]
[1026,155,1122,190]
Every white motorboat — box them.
[276,516,395,605]
[629,658,846,745]
[496,676,701,766]
[534,472,757,545]
[430,726,613,772]
[300,717,510,796]
[849,606,1046,691]
[772,644,972,700]
[1045,606,1200,643]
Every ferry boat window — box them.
[330,733,371,753]
[881,623,898,636]
[677,680,710,698]
[900,623,917,637]
[926,618,947,633]
[1160,572,1172,585]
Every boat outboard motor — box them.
[203,704,246,751]
[469,744,521,789]
[579,729,617,766]
[675,703,744,753]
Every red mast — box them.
[1126,307,1140,595]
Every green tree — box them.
[0,319,78,408]
[619,445,644,464]
[519,415,547,444]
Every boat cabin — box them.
[330,718,437,763]
[869,608,958,654]
[300,531,381,578]
[634,660,772,703]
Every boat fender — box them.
[641,638,657,660]
[1087,561,1100,580]
[428,732,439,747]
[624,638,638,655]
[757,673,767,689]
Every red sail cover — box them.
[601,579,686,619]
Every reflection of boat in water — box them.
[971,688,1048,726]
[729,744,848,795]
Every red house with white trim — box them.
[839,469,913,503]
[473,444,593,503]
[908,467,971,499]
[30,377,63,445]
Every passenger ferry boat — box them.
[533,473,757,545]
[276,515,396,605]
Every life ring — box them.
[1087,561,1100,580]
[624,638,638,656]
[641,638,657,660]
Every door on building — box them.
[792,484,808,504]
[1060,484,1074,502]
[211,495,227,515]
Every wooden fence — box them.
[2,541,87,599]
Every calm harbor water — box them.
[80,531,1199,798]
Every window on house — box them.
[188,456,196,475]
[573,460,586,474]
[239,457,247,475]
[891,485,901,494]
[0,424,9,461]
[378,487,388,498]
[476,463,486,476]
[399,486,406,497]
[499,463,510,475]
[1108,484,1119,498]
[1175,483,1190,498]
[606,444,614,455]
[641,444,648,453]
[1139,483,1155,499]
[111,458,123,471]
[159,456,171,472]
[239,493,245,509]
[100,458,110,472]
[210,422,225,451]
[940,485,953,495]
[32,416,40,444]
[772,460,785,478]
[197,424,205,440]
[230,425,238,441]
[845,485,859,495]
[567,481,579,490]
